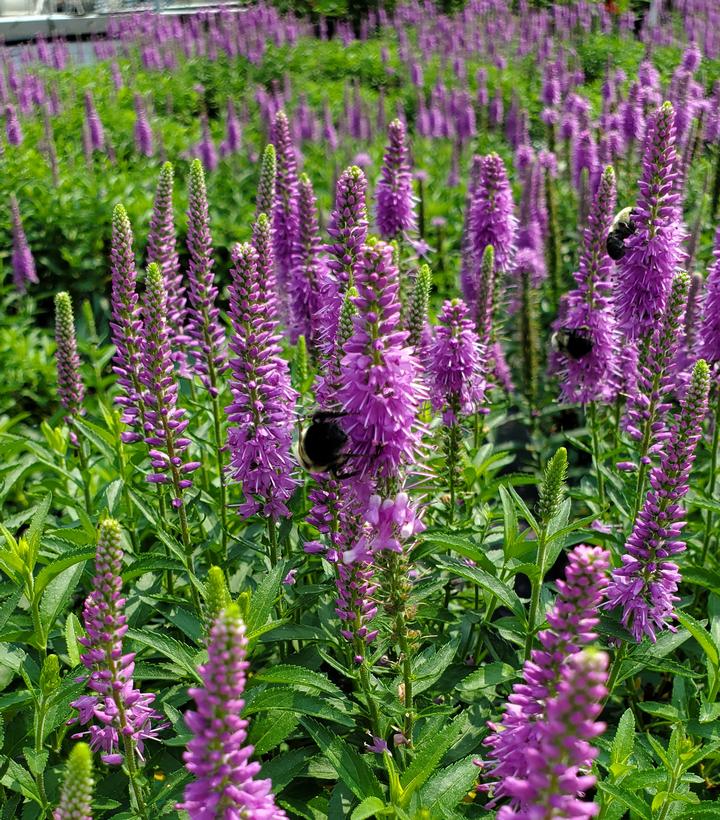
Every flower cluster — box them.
[10,194,38,292]
[54,292,85,423]
[553,165,619,404]
[495,650,608,820]
[376,118,416,239]
[179,605,287,819]
[428,298,485,423]
[225,242,298,518]
[109,204,145,442]
[53,743,93,820]
[484,544,610,808]
[607,359,710,642]
[699,225,720,364]
[139,263,200,504]
[616,102,685,339]
[289,174,325,348]
[185,159,227,394]
[146,162,187,350]
[70,519,165,764]
[337,241,423,479]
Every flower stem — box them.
[210,392,228,558]
[700,389,720,567]
[588,401,606,508]
[76,439,93,516]
[358,661,381,739]
[395,609,414,741]
[524,530,548,661]
[268,515,279,567]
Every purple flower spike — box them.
[289,174,325,348]
[337,241,423,479]
[428,299,485,423]
[185,159,227,394]
[178,605,287,819]
[109,204,144,441]
[10,195,38,292]
[326,165,369,288]
[553,165,619,403]
[484,545,610,809]
[70,519,165,764]
[376,118,416,240]
[83,90,105,152]
[606,359,710,642]
[140,264,198,500]
[133,93,153,157]
[699,226,720,363]
[147,162,187,352]
[616,102,685,339]
[5,104,22,145]
[465,153,517,307]
[54,292,85,423]
[495,650,608,820]
[225,242,298,519]
[271,110,300,310]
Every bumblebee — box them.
[551,327,593,360]
[606,207,638,261]
[298,411,354,478]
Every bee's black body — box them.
[552,327,593,360]
[606,207,638,261]
[298,411,352,477]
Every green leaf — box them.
[682,566,720,593]
[597,783,651,819]
[400,713,466,803]
[435,556,524,619]
[246,562,287,637]
[121,554,185,582]
[64,613,83,667]
[22,747,48,776]
[410,634,460,695]
[301,717,383,800]
[506,485,539,534]
[104,479,124,515]
[35,546,94,598]
[259,747,309,792]
[248,711,299,755]
[72,416,117,461]
[420,755,480,813]
[39,563,85,635]
[610,709,635,766]
[676,802,720,817]
[244,687,354,727]
[25,493,52,562]
[0,758,42,805]
[0,588,22,634]
[351,797,387,820]
[253,665,344,697]
[125,627,201,681]
[457,663,516,694]
[499,485,518,548]
[675,611,720,669]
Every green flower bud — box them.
[537,447,568,526]
[204,566,231,631]
[40,654,61,697]
[55,742,93,820]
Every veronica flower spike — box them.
[179,605,287,819]
[70,520,165,815]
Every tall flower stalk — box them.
[147,162,187,361]
[625,271,689,517]
[616,101,685,340]
[140,263,201,606]
[271,110,300,318]
[699,227,720,564]
[53,742,93,820]
[607,359,710,642]
[10,194,38,292]
[178,605,287,819]
[225,242,298,558]
[484,544,610,814]
[185,159,228,554]
[70,520,165,818]
[376,118,416,240]
[55,291,91,510]
[428,298,485,520]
